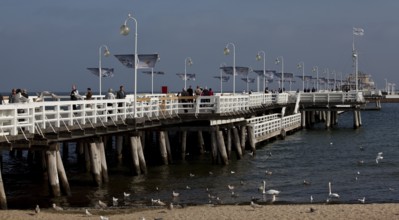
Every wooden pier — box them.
[0,91,366,209]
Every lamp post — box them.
[98,45,110,98]
[297,61,304,92]
[312,66,319,91]
[220,63,227,93]
[332,70,336,90]
[184,57,193,90]
[324,68,329,90]
[275,56,284,91]
[120,13,138,117]
[353,51,359,91]
[224,43,236,95]
[256,51,266,93]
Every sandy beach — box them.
[0,203,398,220]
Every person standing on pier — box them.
[70,85,80,110]
[85,88,93,100]
[8,88,16,104]
[116,85,126,110]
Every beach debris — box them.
[52,203,63,211]
[309,207,317,213]
[35,205,40,214]
[85,209,92,216]
[98,200,107,209]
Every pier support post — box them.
[89,142,102,186]
[353,110,360,128]
[240,126,247,152]
[159,131,168,165]
[210,130,218,164]
[226,129,232,159]
[55,150,71,195]
[0,166,7,209]
[137,136,147,174]
[232,127,242,159]
[47,150,61,196]
[357,110,362,126]
[301,111,306,128]
[164,131,173,164]
[116,136,124,163]
[84,143,91,172]
[97,141,109,183]
[197,131,205,154]
[216,130,229,165]
[325,111,331,128]
[247,125,256,154]
[130,136,141,175]
[181,131,187,160]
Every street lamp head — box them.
[187,58,193,66]
[312,66,317,72]
[297,63,302,69]
[120,24,130,36]
[256,53,262,61]
[103,48,110,57]
[224,47,230,55]
[275,58,280,65]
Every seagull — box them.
[52,203,63,211]
[227,185,235,191]
[265,170,273,175]
[186,185,191,190]
[123,192,130,198]
[376,152,383,164]
[250,201,262,209]
[189,173,195,177]
[209,171,214,175]
[168,202,174,210]
[112,197,118,206]
[358,197,366,204]
[172,191,180,197]
[98,200,107,209]
[328,182,340,199]
[100,216,109,220]
[35,205,40,214]
[85,209,92,216]
[261,181,266,194]
[303,180,311,185]
[230,170,235,174]
[310,195,314,203]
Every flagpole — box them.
[151,68,154,94]
[184,57,193,90]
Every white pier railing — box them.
[0,91,363,137]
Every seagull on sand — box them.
[98,200,107,209]
[52,203,63,211]
[100,216,109,220]
[35,205,40,214]
[250,201,262,209]
[328,182,340,199]
[85,209,92,216]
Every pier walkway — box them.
[0,90,365,209]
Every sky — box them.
[1,0,399,94]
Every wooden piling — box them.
[130,136,141,175]
[137,136,147,174]
[97,141,109,183]
[197,131,205,154]
[240,126,247,152]
[357,110,362,126]
[47,150,61,196]
[247,125,256,153]
[301,111,306,128]
[84,143,91,172]
[159,131,168,165]
[116,135,124,163]
[216,130,229,165]
[89,142,102,186]
[181,131,187,160]
[55,150,71,195]
[0,166,7,209]
[326,111,331,128]
[164,131,173,164]
[232,127,242,159]
[226,129,232,159]
[210,131,218,163]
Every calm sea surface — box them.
[3,103,399,209]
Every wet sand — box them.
[1,203,398,220]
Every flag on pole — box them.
[176,73,196,81]
[214,76,230,82]
[114,54,159,69]
[87,68,114,77]
[353,27,364,36]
